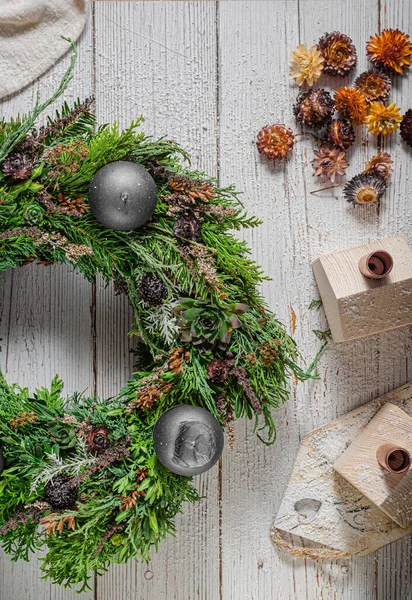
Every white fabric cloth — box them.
[0,0,88,99]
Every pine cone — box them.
[139,273,168,305]
[400,109,412,147]
[326,120,355,150]
[86,425,110,455]
[44,476,78,510]
[169,176,215,203]
[173,214,201,242]
[293,89,334,130]
[2,152,34,180]
[57,192,88,216]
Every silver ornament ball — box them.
[88,161,157,231]
[153,405,224,476]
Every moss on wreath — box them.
[0,50,319,590]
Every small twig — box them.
[310,184,343,195]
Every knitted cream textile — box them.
[0,0,88,99]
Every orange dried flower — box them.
[367,29,412,74]
[256,124,294,160]
[334,87,368,125]
[354,70,391,103]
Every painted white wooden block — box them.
[312,235,412,343]
[334,403,412,528]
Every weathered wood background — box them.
[1,1,411,599]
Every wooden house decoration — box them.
[272,384,412,559]
[312,235,412,343]
[334,403,412,529]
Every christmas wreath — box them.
[0,51,316,590]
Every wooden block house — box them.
[312,235,412,343]
[334,403,412,529]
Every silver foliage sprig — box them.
[30,438,97,494]
[140,298,180,345]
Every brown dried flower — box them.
[86,425,110,455]
[207,358,231,383]
[354,70,391,103]
[318,32,357,76]
[363,152,393,182]
[293,89,334,130]
[326,119,355,150]
[311,145,349,183]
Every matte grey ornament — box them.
[0,448,4,475]
[88,161,157,231]
[153,405,224,476]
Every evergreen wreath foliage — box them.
[0,49,318,590]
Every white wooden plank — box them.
[219,1,387,599]
[374,3,412,598]
[0,12,95,600]
[93,3,220,599]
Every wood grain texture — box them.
[0,1,411,599]
[0,10,95,600]
[94,3,220,600]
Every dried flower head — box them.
[354,70,391,103]
[256,124,294,160]
[86,425,110,455]
[363,152,393,182]
[400,109,412,146]
[293,88,334,129]
[2,152,34,180]
[9,411,38,430]
[207,358,231,383]
[334,87,368,125]
[259,341,279,367]
[289,44,324,87]
[173,214,201,242]
[318,32,357,76]
[344,173,387,206]
[367,29,412,74]
[311,145,349,183]
[326,119,355,150]
[365,102,402,135]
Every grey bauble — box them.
[153,405,224,476]
[88,161,157,231]
[0,448,4,475]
